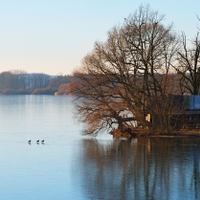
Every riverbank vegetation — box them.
[0,70,72,95]
[72,5,200,137]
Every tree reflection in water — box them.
[73,138,200,200]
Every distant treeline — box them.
[0,70,73,95]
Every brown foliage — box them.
[72,5,182,136]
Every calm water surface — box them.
[0,95,200,200]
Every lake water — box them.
[0,95,200,200]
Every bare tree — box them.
[11,69,27,91]
[174,33,200,95]
[73,5,180,136]
[73,63,135,136]
[0,71,14,92]
[30,73,50,89]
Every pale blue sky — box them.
[0,0,199,75]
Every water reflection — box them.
[75,138,200,200]
[1,96,200,199]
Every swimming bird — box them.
[41,140,45,143]
[36,140,40,143]
[28,140,31,143]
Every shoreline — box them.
[110,129,200,139]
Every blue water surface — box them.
[0,95,200,200]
